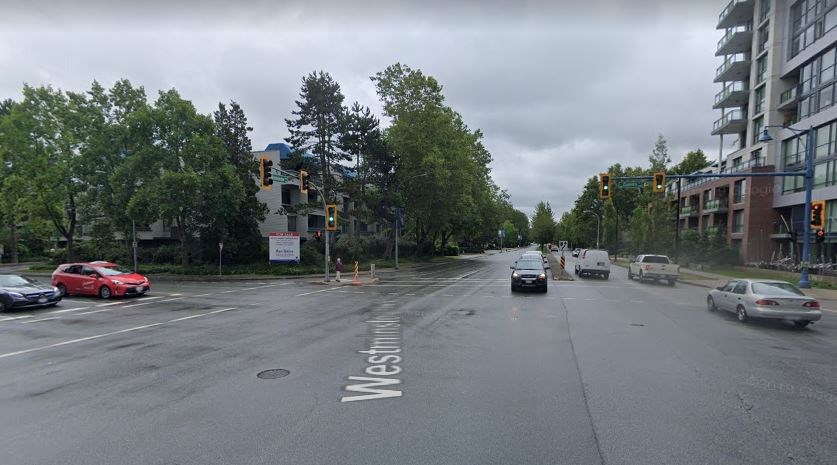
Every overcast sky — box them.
[1,0,732,218]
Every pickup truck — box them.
[628,254,680,286]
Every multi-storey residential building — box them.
[253,143,383,240]
[676,0,837,263]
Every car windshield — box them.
[515,260,543,269]
[0,275,35,287]
[642,256,669,264]
[751,282,805,296]
[95,266,133,276]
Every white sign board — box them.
[269,232,300,263]
[559,240,568,250]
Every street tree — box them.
[649,134,670,172]
[531,201,556,248]
[671,149,710,175]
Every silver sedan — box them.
[707,279,822,327]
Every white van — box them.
[574,249,611,279]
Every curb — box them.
[677,280,713,289]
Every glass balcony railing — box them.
[780,87,798,105]
[718,0,751,25]
[680,205,697,216]
[703,198,729,212]
[715,53,750,79]
[713,109,747,131]
[714,81,748,106]
[722,157,764,174]
[717,23,753,54]
[704,225,726,236]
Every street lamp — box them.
[584,210,601,249]
[758,125,814,288]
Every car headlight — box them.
[8,291,25,300]
[512,272,520,278]
[111,280,123,285]
[538,273,546,279]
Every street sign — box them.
[273,175,290,183]
[558,240,568,250]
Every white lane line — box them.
[295,287,339,297]
[0,314,34,322]
[193,293,211,297]
[443,294,454,297]
[21,317,58,324]
[158,297,185,303]
[169,293,183,297]
[387,292,398,295]
[406,293,416,296]
[50,306,91,314]
[220,290,237,294]
[95,301,124,307]
[562,297,577,300]
[0,307,237,360]
[584,298,595,301]
[353,291,365,294]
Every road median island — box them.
[546,252,573,281]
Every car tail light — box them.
[803,301,820,308]
[755,299,779,306]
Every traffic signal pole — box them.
[799,127,815,288]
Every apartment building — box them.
[676,0,837,263]
[253,143,382,240]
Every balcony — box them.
[716,24,753,56]
[777,86,799,112]
[715,54,751,83]
[703,198,730,214]
[712,109,748,135]
[680,205,699,218]
[713,81,749,109]
[723,156,764,174]
[717,0,755,29]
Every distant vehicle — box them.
[572,248,581,257]
[521,251,548,264]
[707,279,821,327]
[628,254,679,286]
[0,274,61,312]
[51,262,151,299]
[574,249,610,279]
[549,244,560,251]
[510,258,549,293]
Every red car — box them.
[51,261,151,299]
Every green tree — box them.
[126,89,244,267]
[285,71,348,202]
[671,149,709,175]
[531,201,556,248]
[649,134,670,172]
[212,101,268,263]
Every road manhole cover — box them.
[257,369,290,379]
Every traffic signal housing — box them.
[326,204,338,231]
[259,156,273,190]
[299,170,309,194]
[599,173,612,199]
[810,200,826,228]
[652,172,666,193]
[817,229,826,243]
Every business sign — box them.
[268,232,300,263]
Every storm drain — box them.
[257,369,290,379]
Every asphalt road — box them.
[1,250,836,464]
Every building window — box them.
[752,116,765,144]
[815,160,829,186]
[761,0,771,22]
[288,215,297,232]
[782,173,805,193]
[821,48,836,82]
[820,83,835,110]
[281,189,291,205]
[783,137,804,167]
[790,0,837,57]
[733,211,745,233]
[755,86,766,113]
[308,190,318,204]
[756,56,768,84]
[816,123,832,158]
[734,179,747,203]
[828,200,837,231]
[758,24,769,53]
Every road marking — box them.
[220,290,237,294]
[295,287,339,297]
[95,301,124,307]
[193,293,211,297]
[170,293,183,296]
[21,317,58,324]
[0,314,34,322]
[562,297,577,300]
[0,307,237,360]
[406,293,416,296]
[50,306,91,314]
[443,294,454,297]
[158,297,185,303]
[241,285,277,290]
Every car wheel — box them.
[794,320,811,328]
[510,284,516,292]
[56,283,67,297]
[603,272,609,280]
[99,286,112,299]
[638,271,645,283]
[542,285,548,293]
[737,305,748,323]
[627,270,633,280]
[0,299,6,312]
[707,296,716,312]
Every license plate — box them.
[135,286,144,292]
[523,279,533,284]
[37,296,47,303]
[597,262,605,266]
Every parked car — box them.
[574,249,610,279]
[628,254,679,286]
[510,257,549,293]
[572,248,581,257]
[549,244,560,251]
[707,279,822,327]
[0,274,61,312]
[51,262,151,299]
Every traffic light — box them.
[315,230,322,241]
[652,172,666,193]
[599,173,612,199]
[817,229,826,243]
[259,156,273,190]
[299,170,309,194]
[810,200,826,228]
[326,204,338,231]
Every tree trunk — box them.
[9,222,18,263]
[66,236,74,263]
[431,231,438,256]
[178,213,189,268]
[385,228,394,258]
